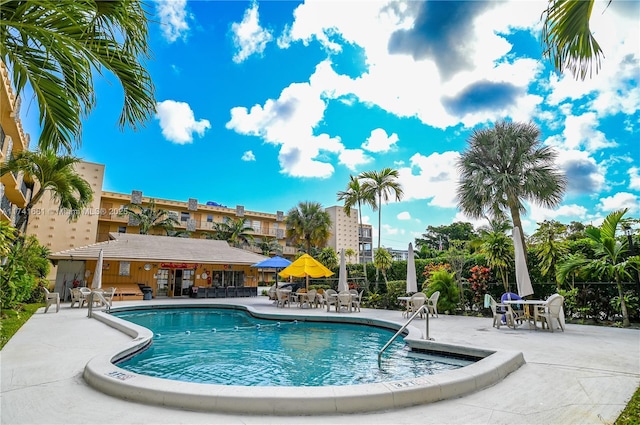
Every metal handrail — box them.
[378,304,433,367]
[87,291,111,318]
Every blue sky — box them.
[21,0,640,249]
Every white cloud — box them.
[528,203,589,223]
[553,149,606,194]
[156,0,190,43]
[397,211,411,220]
[231,2,273,63]
[241,151,256,161]
[598,192,639,213]
[396,151,461,208]
[338,149,372,171]
[562,113,618,152]
[362,128,398,153]
[155,100,211,144]
[629,167,640,190]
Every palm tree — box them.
[359,168,404,280]
[479,218,514,293]
[1,150,93,232]
[256,237,282,256]
[0,0,155,152]
[541,0,606,80]
[557,209,639,327]
[318,247,339,271]
[0,222,17,257]
[337,174,376,281]
[118,199,178,235]
[344,248,356,264]
[456,121,566,256]
[285,201,332,254]
[530,220,569,284]
[211,217,255,248]
[373,248,392,285]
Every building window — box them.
[181,212,190,222]
[117,226,126,233]
[206,214,213,223]
[119,261,131,276]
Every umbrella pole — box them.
[306,274,309,291]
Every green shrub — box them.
[424,269,460,313]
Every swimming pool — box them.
[113,308,473,386]
[83,302,525,414]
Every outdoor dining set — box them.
[271,287,363,313]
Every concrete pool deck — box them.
[2,296,639,424]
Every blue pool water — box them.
[113,308,473,386]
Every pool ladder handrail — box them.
[378,304,433,368]
[87,291,111,318]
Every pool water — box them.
[113,308,473,386]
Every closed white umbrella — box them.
[513,227,534,297]
[406,243,418,294]
[91,249,103,289]
[338,249,349,292]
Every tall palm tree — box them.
[211,217,255,248]
[373,248,393,285]
[0,0,155,152]
[337,174,376,281]
[1,150,93,232]
[285,201,332,255]
[557,209,639,327]
[456,121,567,256]
[479,218,514,293]
[541,0,606,80]
[530,220,569,284]
[359,168,404,280]
[118,199,178,235]
[255,237,282,256]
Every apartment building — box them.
[0,61,32,227]
[326,205,360,263]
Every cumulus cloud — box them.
[338,149,372,171]
[629,167,640,190]
[155,100,211,144]
[361,128,398,153]
[156,0,190,43]
[396,151,460,208]
[598,192,639,213]
[231,2,273,63]
[241,151,256,161]
[554,149,606,194]
[397,211,411,220]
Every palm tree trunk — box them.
[615,272,630,327]
[376,191,381,284]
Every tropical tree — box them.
[255,237,282,256]
[118,199,178,235]
[373,248,393,285]
[211,217,255,248]
[0,0,155,152]
[0,234,51,308]
[0,222,17,257]
[416,222,477,251]
[0,150,93,232]
[541,0,606,80]
[479,218,514,292]
[318,247,339,271]
[344,248,356,264]
[557,209,639,327]
[456,121,567,256]
[359,168,404,280]
[285,201,332,254]
[530,220,569,283]
[424,269,460,313]
[337,175,376,282]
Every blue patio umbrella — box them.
[252,256,292,286]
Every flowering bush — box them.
[468,265,491,309]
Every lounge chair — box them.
[535,294,565,332]
[43,287,60,313]
[426,291,440,318]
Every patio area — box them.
[2,296,639,424]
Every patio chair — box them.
[488,295,515,329]
[101,287,116,307]
[276,289,290,308]
[404,292,427,318]
[324,289,338,312]
[351,290,363,312]
[337,291,352,313]
[69,288,83,308]
[501,292,524,325]
[267,284,278,301]
[43,287,60,313]
[301,289,317,308]
[426,291,440,318]
[78,287,92,308]
[535,294,565,332]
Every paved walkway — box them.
[2,297,639,424]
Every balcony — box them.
[1,194,13,220]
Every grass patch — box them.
[615,385,640,424]
[0,303,43,350]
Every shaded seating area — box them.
[190,286,257,298]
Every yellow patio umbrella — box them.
[278,254,334,290]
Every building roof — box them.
[48,233,269,265]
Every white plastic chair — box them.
[488,295,515,329]
[350,290,363,312]
[276,289,290,308]
[535,294,565,332]
[404,292,427,318]
[337,291,352,313]
[324,289,338,312]
[427,291,440,317]
[301,289,317,308]
[43,288,60,313]
[78,287,92,308]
